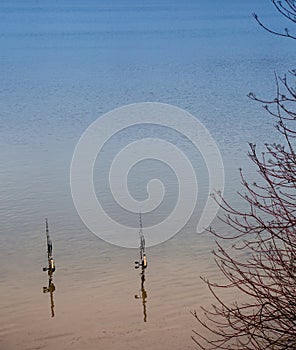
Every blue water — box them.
[1,1,295,349]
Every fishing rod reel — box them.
[43,257,56,273]
[134,254,147,269]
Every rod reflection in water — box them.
[135,269,148,322]
[42,218,56,318]
[43,272,56,318]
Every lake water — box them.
[1,1,295,349]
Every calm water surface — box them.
[1,1,295,349]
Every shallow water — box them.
[1,1,295,349]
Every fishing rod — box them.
[134,213,148,321]
[42,218,56,317]
[43,218,55,274]
[135,213,147,270]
